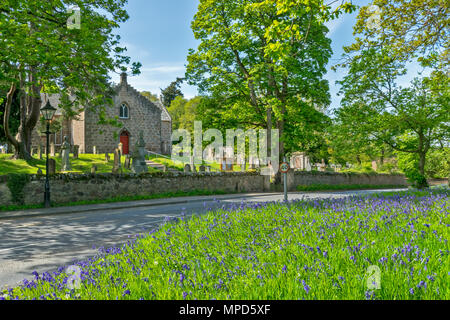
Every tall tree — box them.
[348,0,449,67]
[0,0,140,160]
[186,0,355,179]
[336,48,449,186]
[160,77,184,108]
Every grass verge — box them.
[296,184,407,192]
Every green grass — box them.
[296,184,407,192]
[0,189,237,213]
[0,153,159,175]
[2,188,448,300]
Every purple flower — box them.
[409,288,414,295]
[417,281,427,289]
[301,280,310,294]
[122,289,131,296]
[282,265,287,273]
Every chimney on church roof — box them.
[120,72,127,85]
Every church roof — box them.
[152,99,172,122]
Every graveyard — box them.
[0,153,159,175]
[0,0,448,308]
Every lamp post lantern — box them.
[40,100,57,208]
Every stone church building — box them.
[32,73,172,155]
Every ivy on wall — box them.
[6,173,30,204]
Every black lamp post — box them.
[40,100,57,208]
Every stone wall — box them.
[0,172,270,206]
[282,171,408,191]
[0,172,408,207]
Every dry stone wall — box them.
[0,172,408,207]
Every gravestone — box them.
[118,142,123,156]
[372,161,378,171]
[124,156,131,170]
[93,146,97,155]
[61,136,72,172]
[91,165,97,174]
[73,145,79,159]
[184,164,191,173]
[37,168,43,175]
[50,142,55,157]
[38,143,43,160]
[48,159,56,175]
[199,165,206,172]
[131,131,148,174]
[189,156,197,173]
[113,148,120,173]
[205,166,211,173]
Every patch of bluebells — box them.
[1,189,448,300]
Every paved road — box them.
[0,189,405,289]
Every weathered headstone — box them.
[372,161,378,171]
[38,142,43,160]
[118,142,123,156]
[50,142,55,157]
[131,131,148,174]
[48,159,56,175]
[189,156,197,173]
[124,156,131,170]
[61,136,72,172]
[113,148,120,172]
[205,166,211,172]
[91,165,97,174]
[73,145,79,159]
[199,165,206,172]
[184,164,191,173]
[93,146,97,155]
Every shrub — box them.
[6,173,31,204]
[404,169,428,189]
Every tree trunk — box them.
[8,69,43,160]
[418,151,426,177]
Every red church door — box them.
[120,131,130,155]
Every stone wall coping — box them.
[0,171,264,183]
[292,171,405,177]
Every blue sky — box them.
[110,0,421,111]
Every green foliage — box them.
[350,0,448,70]
[425,148,450,179]
[335,47,449,177]
[167,96,202,132]
[140,91,159,103]
[0,0,140,158]
[6,173,31,204]
[186,0,356,156]
[404,169,429,189]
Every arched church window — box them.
[119,103,129,119]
